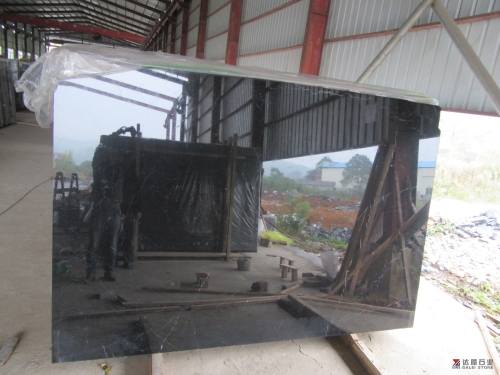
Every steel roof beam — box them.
[0,0,161,22]
[433,0,500,115]
[137,68,187,86]
[125,0,162,14]
[58,81,169,113]
[356,0,433,84]
[299,0,331,75]
[0,13,145,42]
[7,9,151,32]
[92,75,177,101]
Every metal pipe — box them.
[432,0,500,115]
[356,0,433,84]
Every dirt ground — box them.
[261,194,360,230]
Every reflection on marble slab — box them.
[52,70,440,362]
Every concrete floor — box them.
[0,112,495,374]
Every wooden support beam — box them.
[339,334,384,375]
[225,0,243,65]
[123,295,286,308]
[142,287,282,296]
[196,0,209,58]
[299,0,331,75]
[348,144,395,297]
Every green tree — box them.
[76,160,93,178]
[305,156,333,180]
[54,151,76,176]
[341,154,372,188]
[263,168,298,192]
[277,197,312,236]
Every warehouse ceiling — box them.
[1,0,499,115]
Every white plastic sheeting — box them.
[16,45,438,128]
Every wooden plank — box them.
[226,135,238,261]
[0,336,19,365]
[151,353,163,375]
[394,170,413,305]
[299,295,412,316]
[486,313,500,325]
[123,295,286,308]
[332,200,430,294]
[142,287,282,296]
[474,308,500,374]
[475,309,500,374]
[280,284,301,294]
[137,252,236,258]
[60,306,182,320]
[348,144,394,296]
[339,334,383,375]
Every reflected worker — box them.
[85,145,125,282]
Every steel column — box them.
[0,13,145,43]
[169,14,177,54]
[23,23,27,56]
[14,22,18,59]
[31,25,35,58]
[180,2,190,56]
[225,0,243,65]
[196,0,209,59]
[2,22,7,58]
[356,0,433,84]
[299,0,331,75]
[432,0,500,115]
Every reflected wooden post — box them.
[133,124,141,260]
[222,135,238,261]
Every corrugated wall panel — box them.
[320,17,500,113]
[239,0,309,55]
[188,25,199,48]
[207,3,230,38]
[205,32,228,60]
[189,6,201,29]
[198,76,214,143]
[242,0,292,22]
[220,77,253,146]
[209,0,230,14]
[325,0,500,39]
[263,88,393,161]
[237,48,302,73]
[187,46,197,57]
[175,36,181,54]
[176,10,184,37]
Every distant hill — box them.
[263,160,311,180]
[54,137,99,164]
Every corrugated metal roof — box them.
[238,0,309,55]
[320,17,500,113]
[325,0,500,39]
